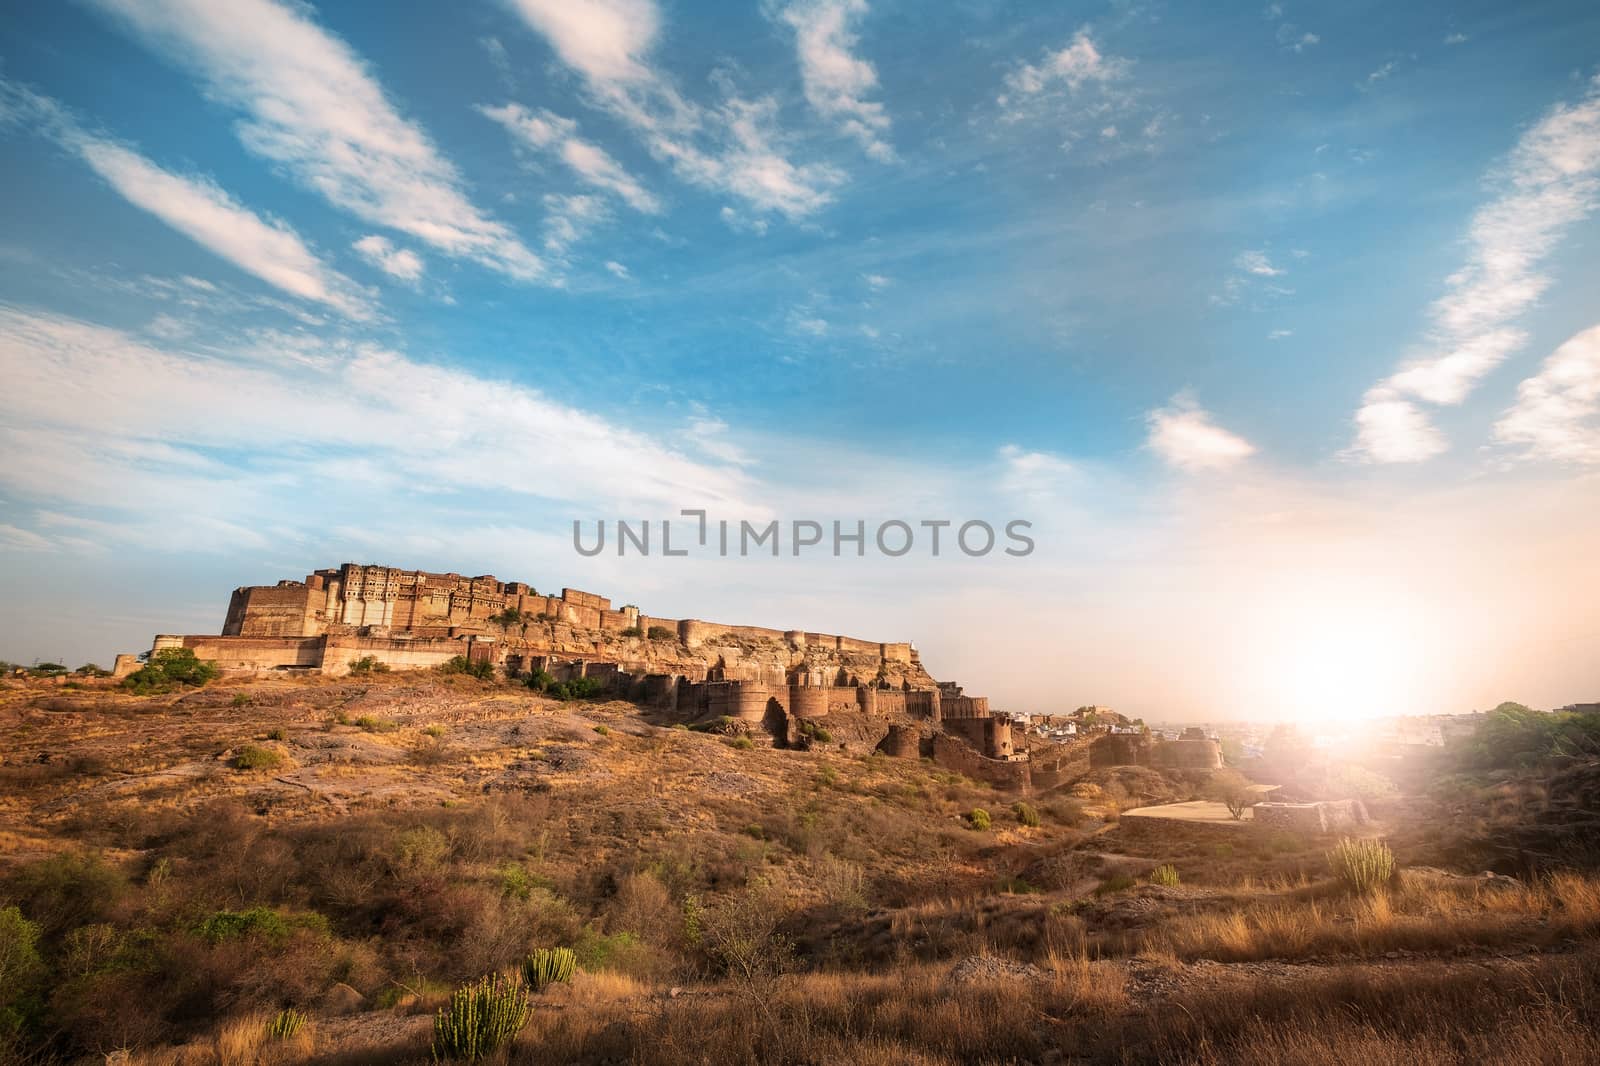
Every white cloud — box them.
[85,0,542,280]
[1352,75,1600,462]
[1350,394,1447,463]
[504,0,842,219]
[605,260,631,279]
[1,81,371,318]
[352,235,424,283]
[1005,29,1128,96]
[778,0,893,162]
[1268,329,1293,340]
[1236,249,1284,277]
[1146,395,1256,472]
[1494,323,1600,464]
[1445,33,1469,45]
[862,273,890,290]
[541,193,611,253]
[0,524,56,552]
[477,102,662,214]
[0,306,755,513]
[789,311,830,336]
[998,443,1076,501]
[686,414,753,466]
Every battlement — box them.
[150,562,1044,788]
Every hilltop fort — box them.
[123,563,1077,791]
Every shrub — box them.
[431,973,530,1062]
[265,727,286,740]
[492,607,526,627]
[0,905,42,1034]
[522,946,576,992]
[547,676,605,701]
[967,808,991,831]
[348,655,390,674]
[591,724,611,736]
[422,724,446,737]
[196,906,292,944]
[123,648,218,694]
[1095,873,1137,895]
[354,715,398,733]
[233,693,254,707]
[232,745,284,771]
[646,625,676,641]
[728,736,754,751]
[620,626,644,637]
[526,669,555,692]
[1149,864,1181,887]
[75,663,109,677]
[1012,802,1041,828]
[1328,837,1395,895]
[267,1007,307,1041]
[799,720,833,744]
[440,655,495,681]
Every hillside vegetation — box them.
[2,673,1598,1065]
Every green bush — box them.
[0,905,42,1035]
[231,745,284,771]
[967,808,991,831]
[233,693,254,707]
[492,607,527,627]
[522,946,576,992]
[265,727,286,740]
[122,648,218,694]
[526,669,555,692]
[431,973,530,1062]
[422,724,446,738]
[348,655,390,674]
[799,720,834,744]
[1148,864,1181,887]
[547,672,601,697]
[620,626,644,637]
[646,625,676,641]
[1095,873,1137,895]
[728,736,754,751]
[196,906,292,944]
[267,1007,307,1041]
[1012,802,1040,828]
[440,655,495,681]
[1328,837,1396,895]
[354,715,398,733]
[592,724,610,736]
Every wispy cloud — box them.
[1146,394,1256,472]
[1494,323,1600,464]
[85,0,543,280]
[352,235,424,283]
[1236,249,1285,277]
[777,0,893,162]
[503,0,843,218]
[478,102,662,213]
[1351,75,1600,463]
[0,81,371,318]
[0,305,755,513]
[1004,29,1128,97]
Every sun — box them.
[1245,584,1437,727]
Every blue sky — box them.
[1,1,1598,721]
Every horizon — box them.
[3,1,1599,723]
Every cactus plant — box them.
[1327,837,1395,895]
[431,973,530,1061]
[522,946,576,992]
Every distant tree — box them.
[1207,768,1257,820]
[122,648,218,695]
[74,663,109,677]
